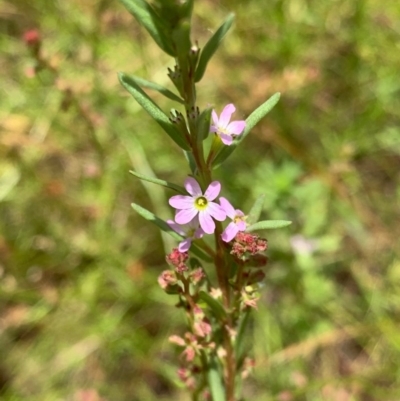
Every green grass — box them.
[1,0,400,400]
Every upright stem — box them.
[179,48,237,401]
[214,225,236,401]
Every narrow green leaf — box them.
[196,107,212,143]
[246,220,292,232]
[212,93,281,168]
[123,134,175,251]
[194,13,235,82]
[124,74,184,104]
[119,73,190,150]
[180,0,194,20]
[235,308,251,367]
[118,0,175,56]
[199,291,227,320]
[243,92,281,137]
[132,202,180,237]
[131,203,212,261]
[191,246,213,263]
[207,357,226,401]
[247,194,265,225]
[184,150,197,174]
[172,20,191,62]
[130,170,185,193]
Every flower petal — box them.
[211,110,219,126]
[220,133,233,146]
[221,222,239,242]
[207,202,226,221]
[175,208,198,225]
[167,219,185,236]
[219,104,235,127]
[194,227,204,239]
[209,124,218,133]
[235,209,245,217]
[199,211,215,234]
[169,195,194,209]
[219,197,235,219]
[184,177,202,196]
[237,220,247,231]
[204,181,221,201]
[187,216,200,229]
[178,238,192,252]
[227,120,246,136]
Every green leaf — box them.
[132,202,180,237]
[246,220,292,232]
[194,13,235,82]
[131,203,212,261]
[184,150,197,174]
[130,170,185,193]
[118,0,175,56]
[191,246,213,263]
[207,356,226,401]
[172,20,192,62]
[247,194,265,225]
[196,107,212,143]
[199,291,227,320]
[212,93,281,168]
[119,73,190,150]
[180,0,194,20]
[243,92,281,137]
[124,74,184,104]
[235,308,251,367]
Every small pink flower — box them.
[23,29,41,46]
[169,334,186,347]
[210,104,246,146]
[169,177,226,234]
[167,217,204,252]
[158,270,176,290]
[220,197,247,242]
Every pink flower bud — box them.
[23,29,41,46]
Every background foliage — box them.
[1,0,400,400]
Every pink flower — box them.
[23,29,41,46]
[167,217,204,252]
[210,104,246,146]
[220,197,247,242]
[169,177,226,234]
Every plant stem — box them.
[179,45,237,400]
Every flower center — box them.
[218,125,228,134]
[195,196,208,211]
[234,216,243,223]
[186,227,196,237]
[234,214,247,226]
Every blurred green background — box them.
[1,0,400,400]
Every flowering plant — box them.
[117,0,291,399]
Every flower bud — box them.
[189,267,205,285]
[166,248,189,273]
[158,270,182,294]
[23,29,41,57]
